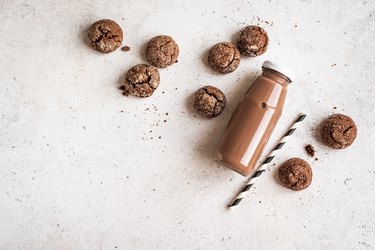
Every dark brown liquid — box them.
[217,68,290,176]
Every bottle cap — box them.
[262,61,295,82]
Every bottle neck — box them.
[262,68,291,86]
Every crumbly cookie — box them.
[122,64,160,98]
[237,25,268,57]
[193,86,226,118]
[278,158,312,191]
[320,114,357,149]
[88,19,123,53]
[208,42,240,74]
[145,35,179,68]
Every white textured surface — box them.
[1,0,374,249]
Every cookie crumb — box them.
[305,144,315,157]
[333,106,337,109]
[121,46,130,52]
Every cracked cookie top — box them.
[145,35,179,68]
[278,158,312,191]
[193,86,226,118]
[208,42,240,74]
[122,64,160,98]
[321,114,357,149]
[88,19,123,53]
[237,25,268,57]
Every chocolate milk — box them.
[217,61,295,176]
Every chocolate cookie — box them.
[208,42,240,74]
[145,35,179,68]
[320,114,357,149]
[237,25,268,57]
[193,86,226,118]
[278,158,312,191]
[122,64,160,98]
[88,19,123,53]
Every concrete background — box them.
[0,0,374,249]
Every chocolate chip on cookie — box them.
[145,35,179,68]
[193,86,226,118]
[208,42,240,74]
[88,19,123,53]
[320,114,357,149]
[122,64,160,98]
[278,158,312,191]
[237,25,268,57]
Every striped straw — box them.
[228,113,306,208]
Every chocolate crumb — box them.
[314,158,318,161]
[119,85,126,90]
[305,144,315,157]
[333,106,337,109]
[121,45,130,52]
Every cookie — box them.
[237,25,268,57]
[320,114,357,149]
[208,42,240,74]
[122,64,160,98]
[193,86,226,118]
[88,19,123,53]
[278,158,312,191]
[145,35,179,68]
